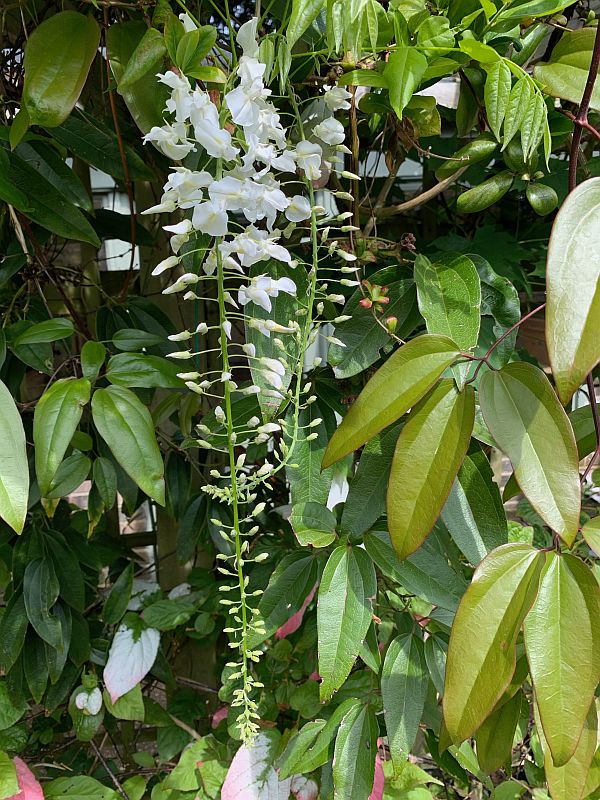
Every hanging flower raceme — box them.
[142,13,354,742]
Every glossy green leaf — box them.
[471,253,520,367]
[441,441,507,566]
[414,253,481,384]
[249,552,322,646]
[338,68,388,88]
[15,140,92,211]
[22,11,100,127]
[15,318,74,346]
[366,527,467,611]
[499,0,575,19]
[120,28,166,88]
[525,552,600,766]
[46,453,91,499]
[0,680,28,730]
[176,27,217,74]
[484,60,512,140]
[479,362,580,544]
[33,378,91,497]
[0,380,29,534]
[44,775,118,799]
[583,515,600,556]
[106,22,169,134]
[287,0,325,48]
[0,751,18,798]
[535,28,600,112]
[546,177,600,404]
[341,424,401,537]
[23,558,62,650]
[93,457,118,510]
[382,633,428,772]
[106,353,184,389]
[535,699,597,800]
[318,547,376,701]
[501,78,533,150]
[332,703,378,800]
[0,593,29,672]
[520,91,547,160]
[91,386,165,505]
[164,14,185,62]
[103,564,134,625]
[384,47,428,118]
[443,543,544,743]
[388,380,475,559]
[290,502,337,548]
[459,38,500,63]
[328,266,419,379]
[322,334,460,468]
[0,150,28,207]
[475,691,523,773]
[81,341,106,382]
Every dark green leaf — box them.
[106,353,184,389]
[15,140,92,210]
[484,60,512,140]
[0,379,29,533]
[332,703,378,800]
[103,564,134,625]
[23,558,63,650]
[46,453,91,499]
[120,29,166,88]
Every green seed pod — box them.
[435,135,498,181]
[513,22,547,66]
[526,183,558,216]
[502,139,538,174]
[457,171,514,213]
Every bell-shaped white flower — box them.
[162,273,201,295]
[238,275,296,313]
[323,85,352,111]
[192,201,229,236]
[144,123,194,161]
[295,140,322,180]
[285,195,312,223]
[236,17,260,59]
[152,255,179,276]
[75,687,103,716]
[163,219,193,253]
[179,12,196,32]
[313,117,345,145]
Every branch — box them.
[371,167,468,220]
[90,739,130,800]
[582,374,600,483]
[568,22,600,193]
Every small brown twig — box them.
[582,373,600,483]
[89,739,130,800]
[373,167,468,220]
[557,108,600,144]
[568,22,600,193]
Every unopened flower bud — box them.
[386,316,398,333]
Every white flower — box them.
[168,330,192,341]
[223,226,291,268]
[196,322,208,334]
[144,123,194,161]
[160,71,193,124]
[222,320,232,339]
[313,117,345,145]
[324,85,352,111]
[209,176,249,211]
[242,343,256,357]
[167,350,194,359]
[162,272,200,295]
[236,17,260,59]
[238,275,296,312]
[259,357,285,376]
[163,219,193,253]
[152,256,179,276]
[247,416,260,428]
[75,687,102,716]
[194,119,239,161]
[179,12,196,32]
[192,201,229,236]
[295,140,322,180]
[215,405,226,423]
[285,195,312,223]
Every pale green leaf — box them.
[534,29,600,112]
[383,47,428,118]
[332,703,378,799]
[484,60,512,140]
[501,78,533,151]
[287,0,326,48]
[0,380,29,534]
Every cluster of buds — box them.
[359,280,390,313]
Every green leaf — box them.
[290,502,337,548]
[534,28,600,112]
[328,266,419,379]
[81,341,106,382]
[332,703,378,800]
[286,399,337,506]
[384,47,428,118]
[15,318,74,346]
[318,546,376,701]
[501,78,533,150]
[142,599,195,630]
[475,690,523,773]
[106,21,169,134]
[322,334,460,468]
[287,0,326,48]
[177,493,208,563]
[341,424,401,537]
[91,386,165,505]
[441,441,507,566]
[520,91,546,160]
[46,453,91,499]
[3,149,100,246]
[0,380,29,534]
[93,457,118,510]
[0,751,18,798]
[434,136,498,181]
[0,150,28,208]
[106,353,184,389]
[22,11,100,127]
[186,65,227,83]
[48,109,153,182]
[44,776,118,799]
[382,633,428,772]
[15,140,92,211]
[249,552,322,646]
[175,27,217,74]
[23,558,62,650]
[443,543,544,743]
[0,681,27,731]
[414,253,481,384]
[164,14,185,62]
[471,253,520,367]
[484,60,512,140]
[120,28,166,88]
[583,515,600,556]
[33,377,91,496]
[479,362,580,544]
[338,68,388,88]
[388,380,475,559]
[103,564,134,625]
[364,529,468,612]
[535,699,597,800]
[524,552,600,767]
[459,38,500,63]
[498,0,575,20]
[8,108,30,151]
[546,177,600,404]
[275,720,327,779]
[103,684,145,721]
[111,329,164,351]
[0,594,29,672]
[526,182,558,216]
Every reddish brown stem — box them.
[582,373,600,483]
[568,23,600,193]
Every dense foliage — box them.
[2,0,600,798]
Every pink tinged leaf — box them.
[291,775,319,800]
[103,624,160,702]
[7,758,44,800]
[368,753,385,800]
[275,585,317,640]
[211,706,229,728]
[222,733,291,800]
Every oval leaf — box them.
[322,334,460,468]
[0,380,29,533]
[479,362,580,544]
[387,380,475,559]
[332,703,378,800]
[443,543,544,743]
[104,623,160,703]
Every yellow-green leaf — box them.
[525,552,600,766]
[387,380,475,559]
[322,334,460,468]
[546,177,600,404]
[479,362,580,544]
[444,543,544,743]
[535,28,600,112]
[475,691,523,774]
[0,380,29,533]
[582,515,600,556]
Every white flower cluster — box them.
[143,17,351,343]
